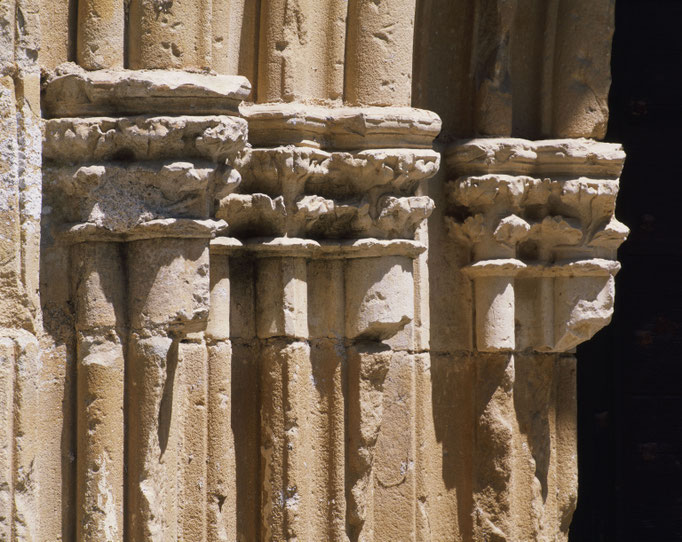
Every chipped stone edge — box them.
[242,103,442,150]
[55,218,228,243]
[210,236,426,259]
[462,258,621,278]
[42,66,252,118]
[447,137,626,177]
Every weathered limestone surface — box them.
[0,0,625,540]
[1,0,43,539]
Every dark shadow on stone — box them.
[158,339,178,456]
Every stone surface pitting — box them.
[40,68,249,541]
[43,115,248,163]
[215,103,440,541]
[447,138,625,177]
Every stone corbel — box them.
[41,67,249,541]
[447,138,628,353]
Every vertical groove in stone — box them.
[76,0,124,69]
[540,0,560,137]
[231,341,261,540]
[308,259,347,541]
[344,0,417,106]
[470,0,517,136]
[473,353,515,542]
[128,0,213,69]
[229,258,260,541]
[257,0,346,102]
[73,242,125,542]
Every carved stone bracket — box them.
[447,138,628,353]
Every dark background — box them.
[570,0,682,540]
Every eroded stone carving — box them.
[447,138,628,352]
[207,103,441,540]
[0,0,628,539]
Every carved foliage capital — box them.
[447,138,628,353]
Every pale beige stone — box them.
[43,115,248,164]
[255,257,308,340]
[345,256,414,341]
[257,0,347,102]
[42,67,251,118]
[127,0,213,70]
[345,0,417,106]
[448,138,627,353]
[243,103,441,149]
[0,1,627,539]
[72,242,125,542]
[206,340,236,541]
[77,0,124,69]
[38,0,72,69]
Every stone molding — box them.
[42,65,251,117]
[243,103,442,149]
[447,138,628,353]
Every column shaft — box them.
[77,0,124,69]
[128,0,213,69]
[344,0,417,105]
[73,242,125,542]
[257,0,346,102]
[126,237,211,540]
[206,252,236,541]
